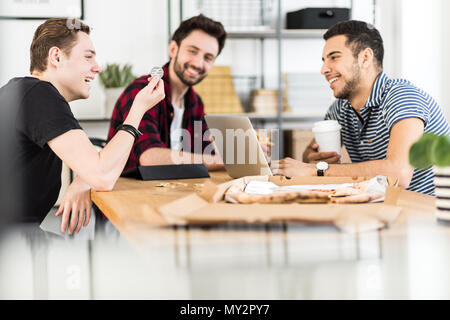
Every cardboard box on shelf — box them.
[194,65,244,114]
[157,175,402,234]
[249,89,290,114]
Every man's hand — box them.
[271,157,316,177]
[133,77,165,114]
[254,131,272,164]
[259,142,271,164]
[303,140,341,164]
[56,176,92,235]
[201,154,225,171]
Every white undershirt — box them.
[170,99,185,151]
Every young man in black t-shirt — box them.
[0,18,165,234]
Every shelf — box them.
[206,112,324,130]
[246,112,325,130]
[227,29,326,39]
[246,112,325,120]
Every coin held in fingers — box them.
[150,66,163,79]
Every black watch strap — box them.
[117,124,142,142]
[317,169,324,176]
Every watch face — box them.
[317,161,328,171]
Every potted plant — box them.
[409,133,450,220]
[99,63,136,118]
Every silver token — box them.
[150,66,163,78]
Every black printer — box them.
[286,8,350,29]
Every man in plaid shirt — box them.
[108,14,226,172]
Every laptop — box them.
[204,114,273,178]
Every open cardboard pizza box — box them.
[157,175,403,233]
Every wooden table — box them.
[92,170,436,237]
[91,171,233,235]
[90,171,450,299]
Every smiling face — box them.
[169,29,219,86]
[55,31,101,101]
[321,35,362,101]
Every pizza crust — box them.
[224,178,383,204]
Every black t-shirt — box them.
[0,77,82,223]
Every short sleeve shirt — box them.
[0,77,82,223]
[325,72,450,195]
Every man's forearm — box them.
[326,159,414,188]
[96,107,145,187]
[201,153,224,171]
[139,147,224,170]
[139,148,185,165]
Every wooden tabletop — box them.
[88,172,450,299]
[91,170,233,234]
[92,170,437,239]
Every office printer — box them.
[286,8,350,29]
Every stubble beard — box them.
[335,62,362,101]
[173,53,207,87]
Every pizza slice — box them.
[330,192,383,204]
[329,180,371,197]
[225,181,331,204]
[224,177,386,205]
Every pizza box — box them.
[157,175,403,233]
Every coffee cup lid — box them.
[312,120,341,133]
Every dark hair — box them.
[323,20,384,69]
[30,18,90,73]
[171,14,226,56]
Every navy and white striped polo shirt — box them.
[325,72,450,195]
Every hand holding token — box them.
[150,66,164,79]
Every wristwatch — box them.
[316,161,328,176]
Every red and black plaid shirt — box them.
[107,64,211,172]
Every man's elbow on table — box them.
[396,166,414,189]
[84,171,116,192]
[90,180,115,192]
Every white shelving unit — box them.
[169,0,350,156]
[226,29,327,39]
[168,0,394,158]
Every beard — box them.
[173,53,207,86]
[334,62,362,101]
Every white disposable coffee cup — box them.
[312,120,342,155]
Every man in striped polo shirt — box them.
[273,20,450,195]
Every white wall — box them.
[378,0,449,121]
[0,0,169,120]
[70,0,169,119]
[441,0,450,120]
[376,0,402,78]
[0,0,168,83]
[0,19,42,85]
[399,0,442,107]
